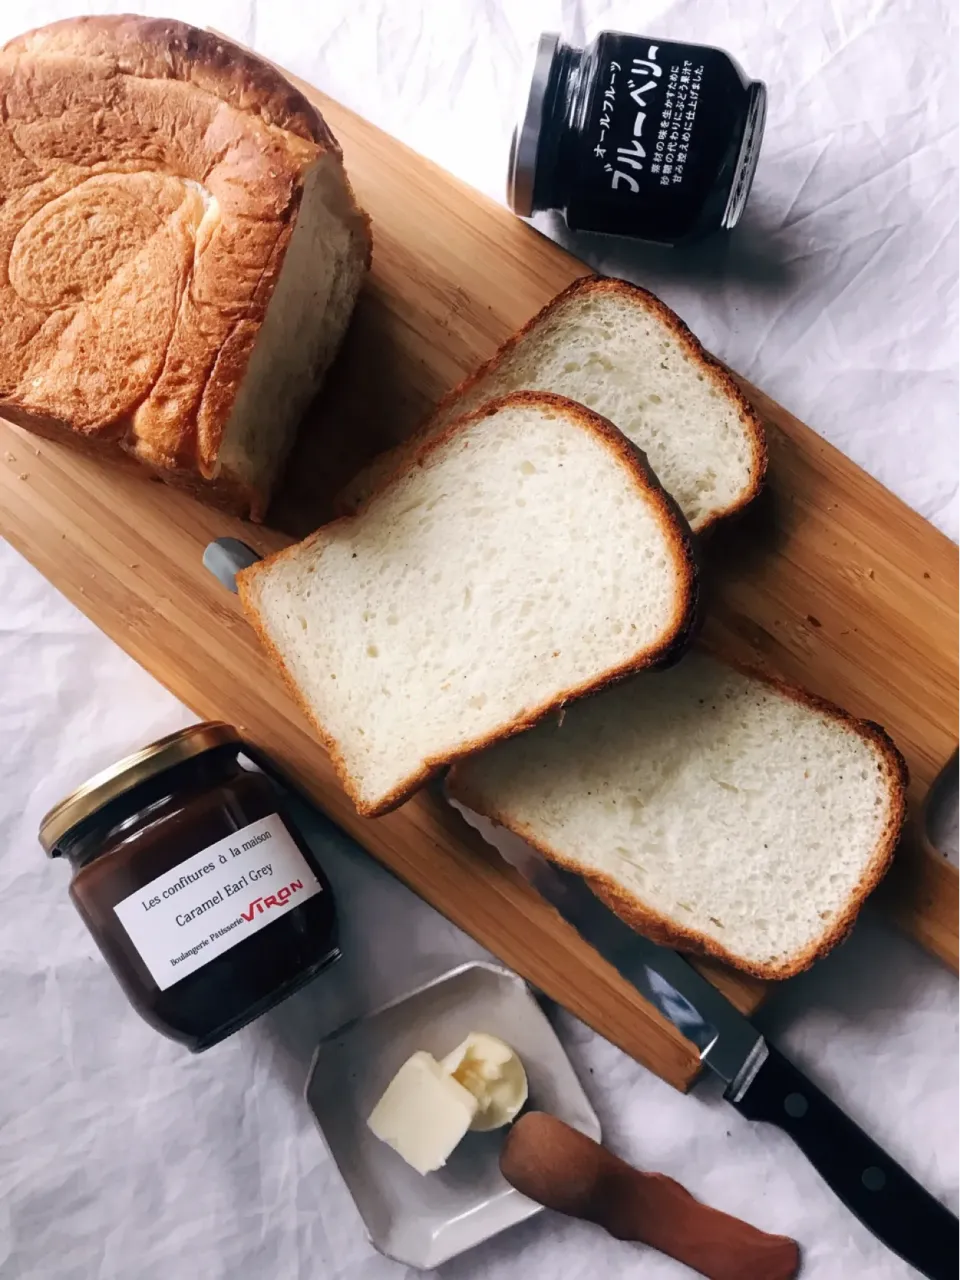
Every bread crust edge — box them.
[237,389,700,815]
[336,272,768,531]
[447,666,909,981]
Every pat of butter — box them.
[367,1050,479,1175]
[441,1032,528,1131]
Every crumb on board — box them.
[4,451,16,463]
[18,472,29,481]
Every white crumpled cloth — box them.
[0,3,956,1279]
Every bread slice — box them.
[238,392,698,816]
[448,652,907,978]
[339,276,765,533]
[0,16,371,519]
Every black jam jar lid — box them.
[721,78,767,229]
[39,722,240,855]
[507,31,560,218]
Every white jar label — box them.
[113,813,322,991]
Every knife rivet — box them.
[862,1166,886,1192]
[783,1092,808,1118]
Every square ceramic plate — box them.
[304,960,600,1269]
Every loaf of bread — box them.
[449,652,907,978]
[339,276,766,533]
[0,16,371,519]
[237,392,698,816]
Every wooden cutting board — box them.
[1,64,956,1092]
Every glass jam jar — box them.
[40,723,339,1052]
[508,32,767,245]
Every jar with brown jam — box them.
[508,32,767,245]
[40,724,339,1052]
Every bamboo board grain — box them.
[1,68,957,1091]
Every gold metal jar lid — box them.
[39,722,241,856]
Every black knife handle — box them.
[729,1043,958,1279]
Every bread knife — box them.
[206,539,957,1275]
[501,849,957,1279]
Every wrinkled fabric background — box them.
[0,2,956,1278]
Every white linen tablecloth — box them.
[1,3,956,1278]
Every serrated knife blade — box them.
[518,853,767,1093]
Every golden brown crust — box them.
[238,390,699,816]
[2,16,335,146]
[447,665,908,980]
[0,15,371,518]
[337,274,768,530]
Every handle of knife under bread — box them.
[731,1043,958,1280]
